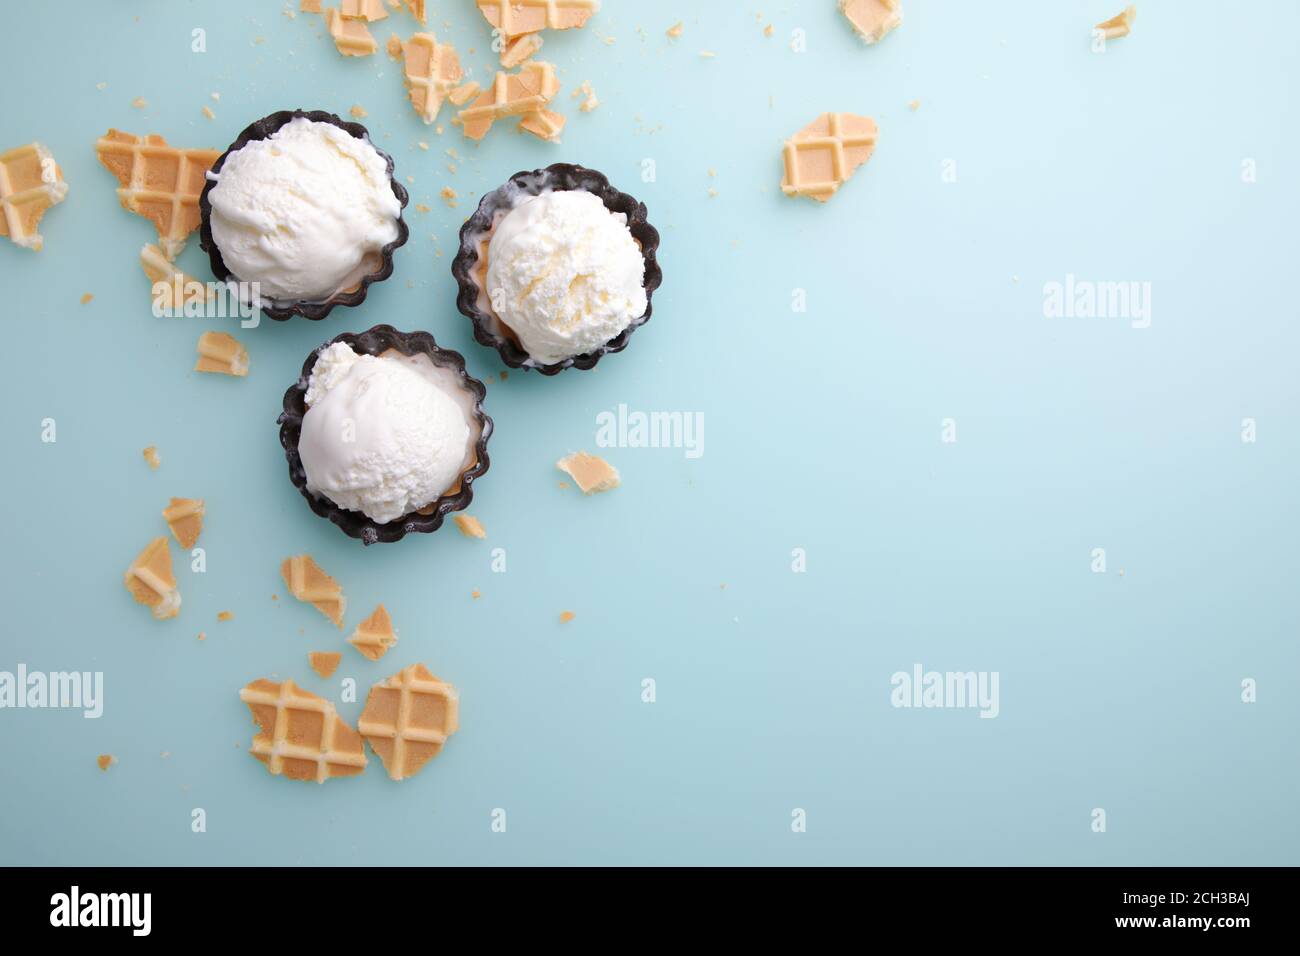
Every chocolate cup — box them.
[278,325,493,545]
[199,109,409,322]
[450,163,662,375]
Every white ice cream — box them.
[298,343,473,524]
[207,117,401,303]
[485,190,646,364]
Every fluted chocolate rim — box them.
[278,325,493,545]
[450,163,662,375]
[198,109,409,322]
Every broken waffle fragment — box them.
[281,554,346,627]
[97,754,116,771]
[457,61,559,141]
[143,446,161,469]
[781,112,877,202]
[348,604,398,661]
[239,678,367,782]
[326,6,378,55]
[403,0,427,22]
[141,243,212,310]
[341,0,388,20]
[309,651,342,678]
[0,142,68,251]
[358,663,459,781]
[95,130,219,259]
[194,331,248,377]
[163,497,205,549]
[500,32,543,67]
[839,0,902,45]
[448,81,481,106]
[556,451,620,494]
[1095,5,1136,40]
[402,32,463,124]
[477,0,597,39]
[124,536,180,620]
[453,514,487,539]
[300,0,321,12]
[519,109,566,142]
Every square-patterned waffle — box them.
[358,663,459,781]
[239,678,367,782]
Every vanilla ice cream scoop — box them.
[207,117,401,303]
[485,190,647,364]
[298,343,476,524]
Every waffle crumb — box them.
[350,104,368,119]
[908,98,921,111]
[131,97,147,109]
[453,514,487,539]
[143,446,161,469]
[699,50,716,58]
[440,186,458,206]
[666,21,683,38]
[386,33,404,59]
[163,497,205,549]
[97,754,116,771]
[80,293,93,304]
[217,610,234,622]
[309,651,342,678]
[839,0,903,45]
[281,554,346,627]
[348,604,398,660]
[764,23,774,36]
[559,610,575,624]
[415,203,431,213]
[124,536,180,620]
[471,589,481,599]
[301,0,321,12]
[201,106,215,120]
[573,80,599,112]
[556,451,621,494]
[1095,5,1136,39]
[781,112,878,202]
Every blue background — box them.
[1,0,1297,865]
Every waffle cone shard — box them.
[839,0,903,45]
[348,604,397,660]
[124,536,181,620]
[309,651,342,678]
[163,497,205,549]
[1096,5,1136,39]
[518,109,565,142]
[141,243,212,308]
[402,33,464,124]
[457,61,559,141]
[341,0,388,20]
[500,32,543,67]
[326,7,378,55]
[239,678,367,782]
[95,130,219,259]
[476,0,598,39]
[0,142,68,251]
[556,451,620,494]
[358,663,459,781]
[281,554,346,627]
[194,331,248,377]
[781,112,877,202]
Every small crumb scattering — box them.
[143,446,161,470]
[440,186,458,207]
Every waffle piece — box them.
[163,497,205,549]
[402,33,463,124]
[453,515,486,539]
[342,0,388,20]
[94,130,219,259]
[518,109,565,142]
[839,0,902,44]
[281,554,346,627]
[781,112,878,202]
[358,663,459,781]
[326,6,378,55]
[140,243,212,310]
[448,81,481,106]
[500,32,543,67]
[457,61,559,141]
[194,331,248,377]
[348,604,397,660]
[124,537,181,620]
[309,651,342,678]
[403,0,427,22]
[300,0,321,11]
[476,0,598,39]
[239,678,367,782]
[1096,5,1136,39]
[143,445,161,469]
[0,143,68,251]
[556,451,620,494]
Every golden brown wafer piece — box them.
[309,651,342,678]
[326,6,378,55]
[518,108,566,142]
[839,0,902,44]
[341,0,387,20]
[403,0,427,23]
[124,536,181,620]
[457,61,559,141]
[163,497,205,549]
[1096,5,1136,39]
[476,0,598,39]
[95,130,219,259]
[500,32,543,67]
[0,143,68,251]
[239,678,367,782]
[358,663,459,781]
[402,33,463,124]
[140,243,212,309]
[556,451,620,494]
[194,331,248,377]
[780,112,877,202]
[348,604,397,660]
[453,515,486,539]
[281,554,346,627]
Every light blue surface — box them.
[1,0,1297,866]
